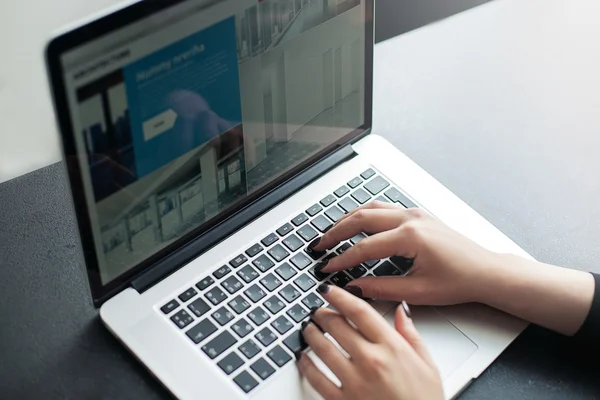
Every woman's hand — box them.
[298,284,444,400]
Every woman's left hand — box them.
[297,284,444,400]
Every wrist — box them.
[472,252,524,306]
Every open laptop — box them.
[45,0,529,398]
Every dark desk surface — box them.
[3,0,600,399]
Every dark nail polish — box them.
[294,350,303,361]
[313,261,329,280]
[344,285,363,298]
[308,237,321,250]
[309,306,320,317]
[402,301,412,319]
[316,283,331,295]
[301,320,310,332]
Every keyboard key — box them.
[186,319,217,344]
[338,197,358,213]
[261,233,279,247]
[268,244,289,262]
[306,204,323,217]
[212,306,234,326]
[360,168,376,180]
[375,195,390,203]
[271,315,294,335]
[196,276,215,291]
[334,185,350,197]
[248,306,270,326]
[230,254,248,268]
[213,265,232,279]
[228,295,251,314]
[232,318,254,338]
[347,265,368,279]
[364,259,380,268]
[373,261,403,276]
[384,187,417,208]
[237,264,260,283]
[287,304,310,323]
[325,205,344,223]
[351,188,371,204]
[364,176,390,195]
[297,224,318,242]
[170,309,194,329]
[260,273,283,292]
[245,243,263,258]
[222,276,244,294]
[252,254,275,273]
[291,213,309,226]
[275,262,297,281]
[218,352,245,375]
[283,330,307,354]
[160,299,179,314]
[390,256,414,274]
[203,331,237,359]
[239,339,261,359]
[336,242,352,254]
[330,272,353,287]
[279,284,301,303]
[302,293,325,309]
[311,215,333,233]
[320,194,337,207]
[305,245,327,261]
[347,177,363,188]
[350,233,367,244]
[310,261,330,281]
[255,327,277,347]
[264,295,286,314]
[233,370,259,393]
[293,274,317,292]
[276,223,294,237]
[188,298,211,317]
[251,357,276,380]
[290,252,312,270]
[245,284,267,303]
[178,287,197,302]
[267,345,293,367]
[205,286,227,306]
[283,234,303,252]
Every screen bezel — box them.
[46,0,374,305]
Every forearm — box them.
[478,254,595,336]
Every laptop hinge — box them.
[131,143,358,294]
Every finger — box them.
[395,302,436,368]
[310,307,372,360]
[297,353,343,400]
[332,200,400,229]
[301,320,354,380]
[344,275,430,303]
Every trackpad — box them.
[382,305,478,379]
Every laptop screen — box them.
[58,0,369,288]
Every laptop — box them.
[45,0,529,398]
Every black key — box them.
[351,188,371,204]
[375,195,390,203]
[170,309,193,329]
[330,272,353,287]
[297,224,318,242]
[350,233,367,244]
[305,245,327,261]
[234,370,259,393]
[302,293,325,309]
[213,265,232,279]
[248,306,270,326]
[325,205,344,223]
[212,306,234,326]
[338,197,359,213]
[283,234,304,252]
[188,298,211,317]
[260,273,283,292]
[347,177,363,188]
[364,176,390,195]
[293,274,317,292]
[255,327,277,347]
[230,254,248,268]
[275,262,297,281]
[290,252,312,270]
[186,319,217,344]
[306,204,323,217]
[237,264,260,283]
[218,352,245,375]
[267,344,293,367]
[205,287,227,306]
[287,304,309,323]
[252,254,275,273]
[390,256,414,274]
[222,275,244,294]
[239,339,261,359]
[384,187,417,208]
[279,284,301,303]
[364,259,380,268]
[360,168,376,180]
[228,295,251,314]
[336,242,352,254]
[276,223,294,237]
[245,243,263,258]
[178,287,197,302]
[291,213,309,226]
[283,330,307,353]
[271,315,294,335]
[310,262,330,281]
[268,244,289,262]
[203,331,237,359]
[245,284,267,303]
[373,260,403,276]
[334,185,350,197]
[264,295,286,314]
[251,357,276,380]
[196,276,215,290]
[160,299,179,314]
[232,318,254,338]
[320,194,337,207]
[261,233,279,247]
[347,265,368,279]
[311,215,333,233]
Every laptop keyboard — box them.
[158,168,417,394]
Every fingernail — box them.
[344,285,363,298]
[316,283,331,295]
[402,300,412,319]
[309,306,319,317]
[301,320,310,332]
[313,261,329,278]
[294,350,303,361]
[308,237,321,250]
